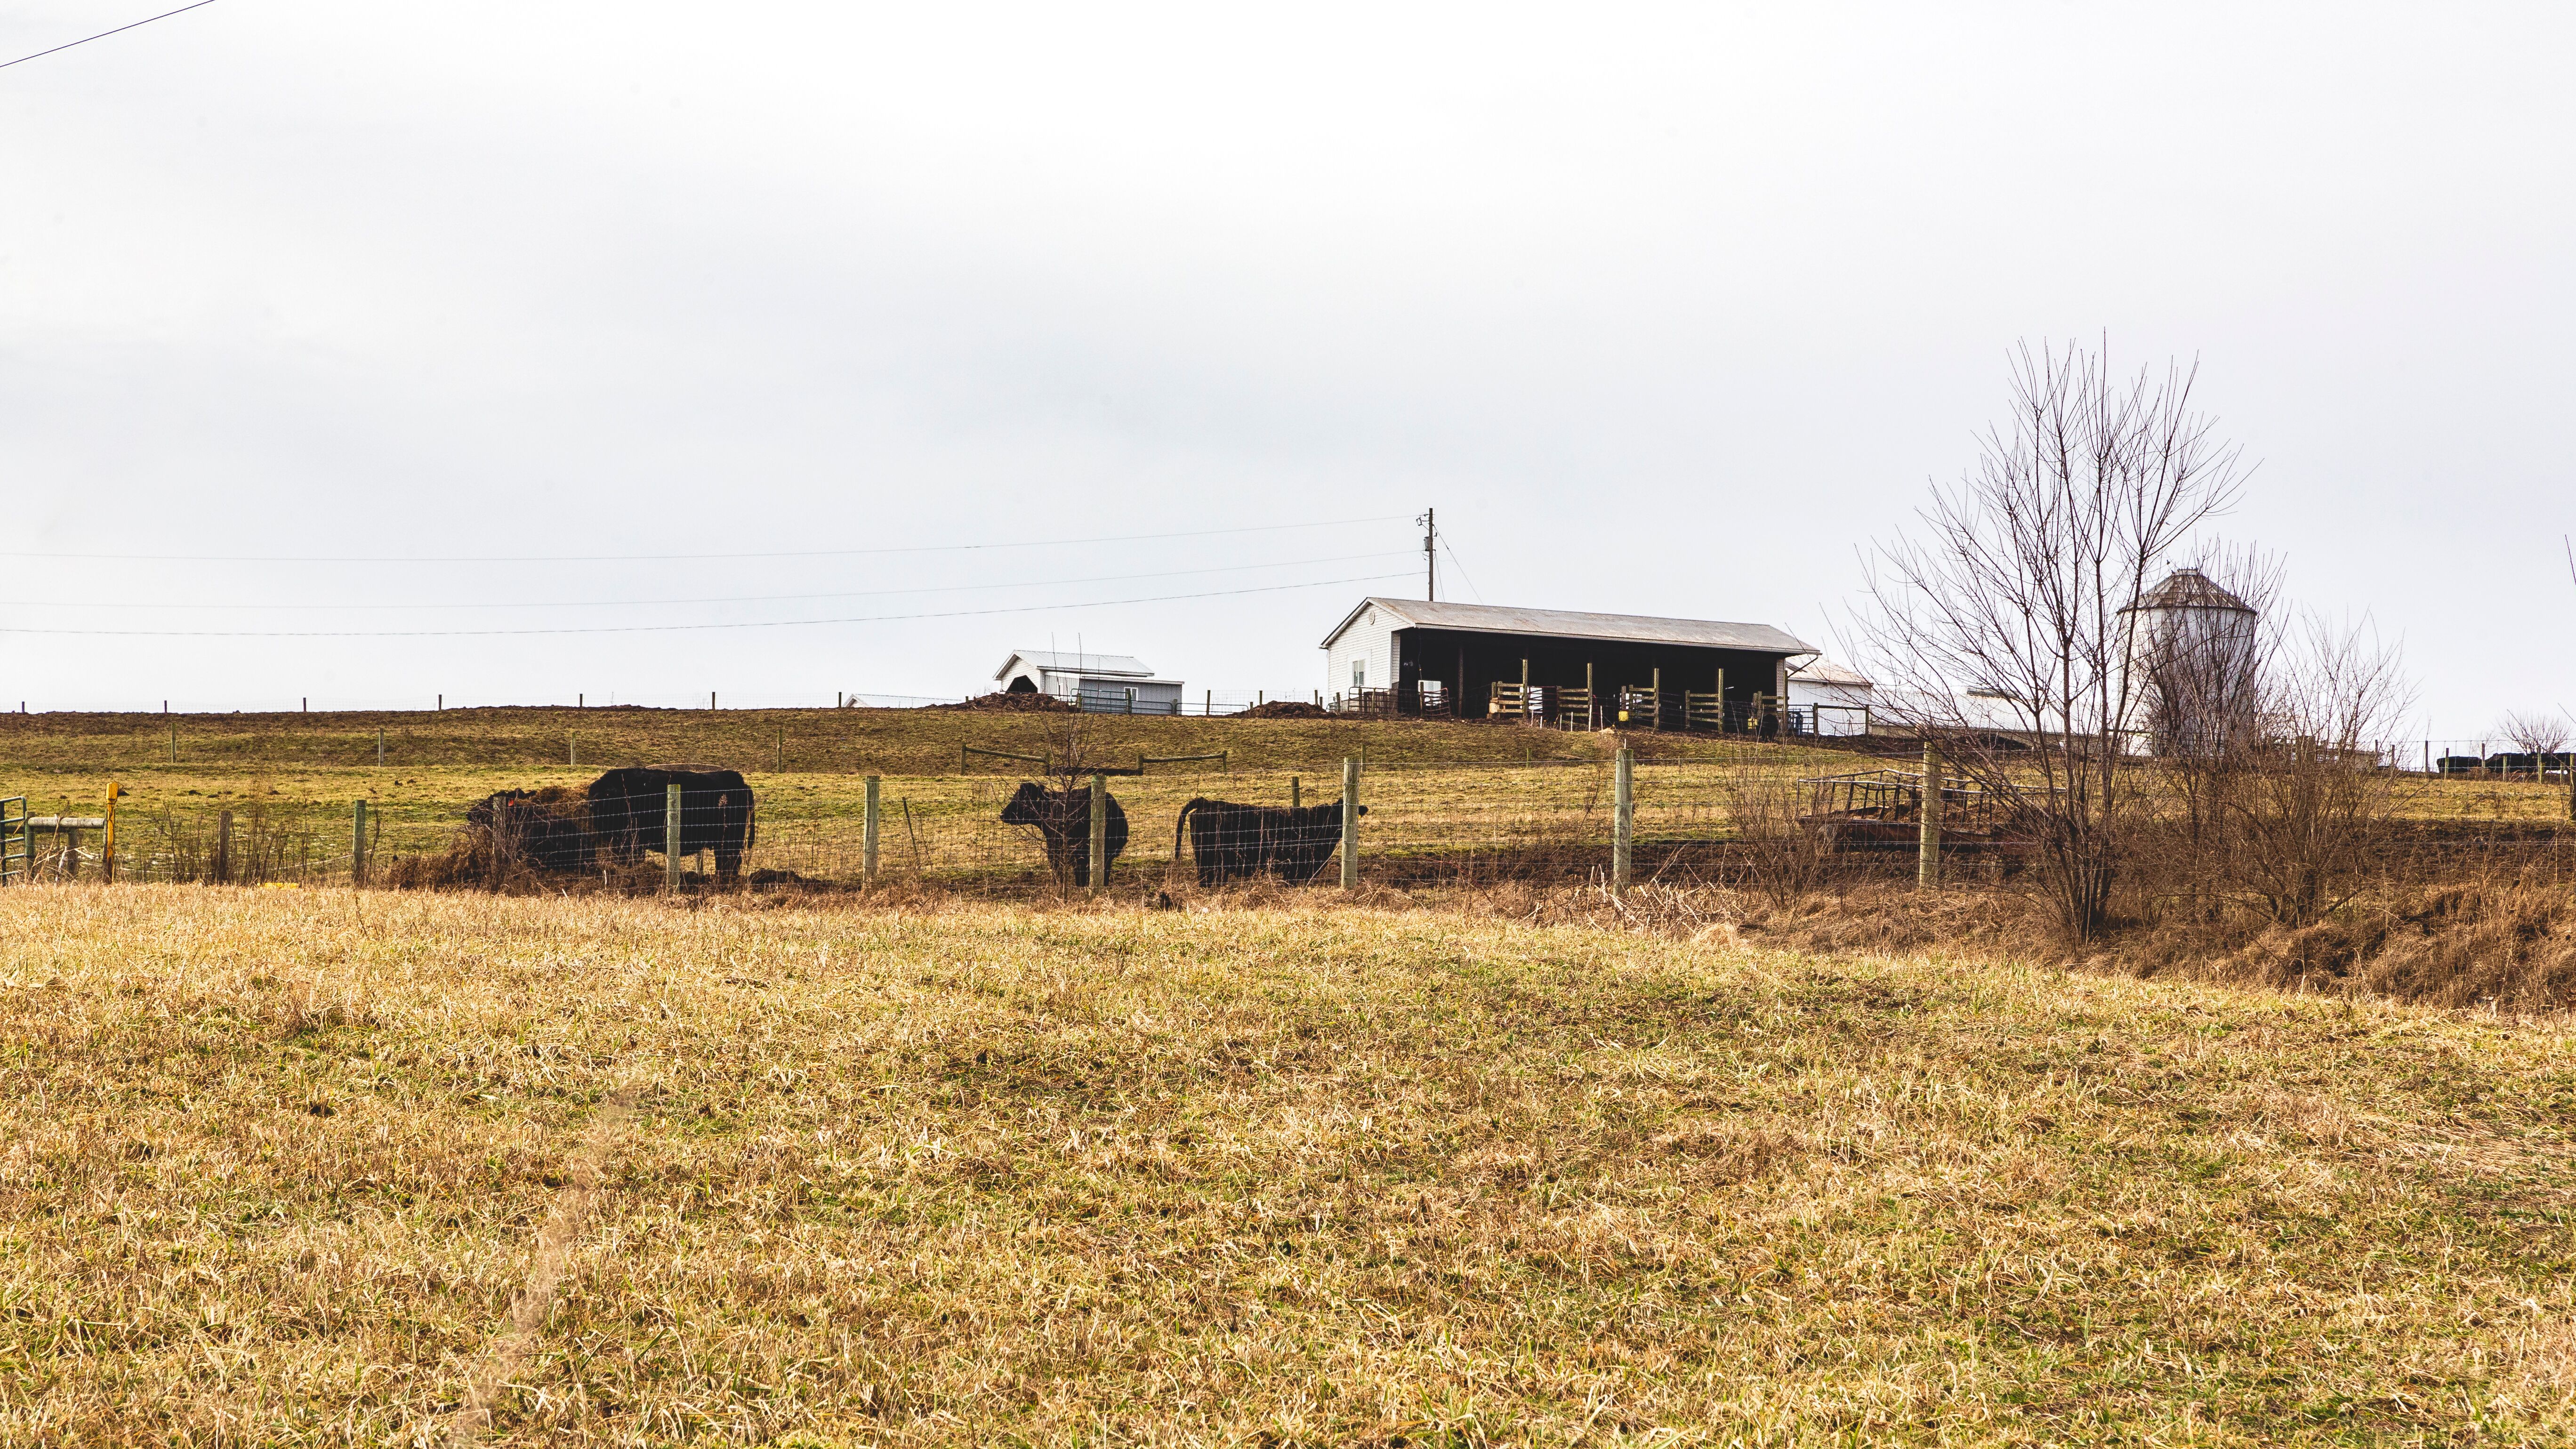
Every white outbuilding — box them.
[993,650,1186,715]
[1786,657,1875,735]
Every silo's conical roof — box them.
[2125,568,2254,614]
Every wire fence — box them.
[4,758,1804,894]
[19,749,2570,896]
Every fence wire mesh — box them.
[15,748,2576,894]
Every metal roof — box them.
[1323,597,1817,655]
[1789,656,1874,689]
[995,650,1155,681]
[2124,568,2254,614]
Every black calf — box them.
[1001,781,1128,886]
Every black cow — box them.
[467,788,595,872]
[1174,797,1364,886]
[586,766,757,879]
[1001,781,1127,886]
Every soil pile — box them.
[930,692,1078,713]
[1233,700,1330,719]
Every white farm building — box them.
[1786,657,1875,735]
[994,650,1186,715]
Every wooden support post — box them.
[102,782,118,885]
[1519,659,1531,721]
[1340,757,1360,890]
[1917,740,1943,891]
[863,776,881,878]
[352,800,369,887]
[1651,668,1662,731]
[665,783,684,890]
[1586,662,1596,729]
[569,733,576,767]
[1088,773,1109,891]
[1291,776,1300,808]
[214,810,232,886]
[1612,747,1633,897]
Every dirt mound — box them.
[1232,700,1330,719]
[930,692,1078,713]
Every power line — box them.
[0,571,1415,638]
[0,513,1411,565]
[1439,537,1486,604]
[0,0,218,72]
[0,549,1417,612]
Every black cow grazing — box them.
[1174,797,1364,887]
[1001,781,1128,886]
[586,766,757,879]
[467,788,595,872]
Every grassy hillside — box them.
[0,705,1845,777]
[3,886,2571,1443]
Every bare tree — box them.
[2497,711,2569,777]
[2218,613,2411,926]
[1723,757,1831,909]
[1859,340,2249,940]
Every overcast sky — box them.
[2,2,2567,738]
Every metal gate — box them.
[0,798,26,885]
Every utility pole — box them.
[1418,507,1436,602]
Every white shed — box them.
[994,650,1186,715]
[1786,657,1874,735]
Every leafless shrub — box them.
[1723,759,1830,908]
[1859,339,2248,941]
[2497,711,2569,773]
[2219,613,2410,926]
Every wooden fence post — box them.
[1340,757,1360,890]
[863,776,881,879]
[1918,739,1943,890]
[1612,747,1633,897]
[1291,776,1300,808]
[352,800,369,886]
[103,782,118,885]
[214,809,232,886]
[1088,773,1108,892]
[665,783,684,890]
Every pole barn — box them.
[1320,597,1818,731]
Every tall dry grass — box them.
[3,885,2575,1443]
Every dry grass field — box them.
[0,708,1872,888]
[5,885,2575,1445]
[0,706,1856,781]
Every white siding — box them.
[1324,608,1394,705]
